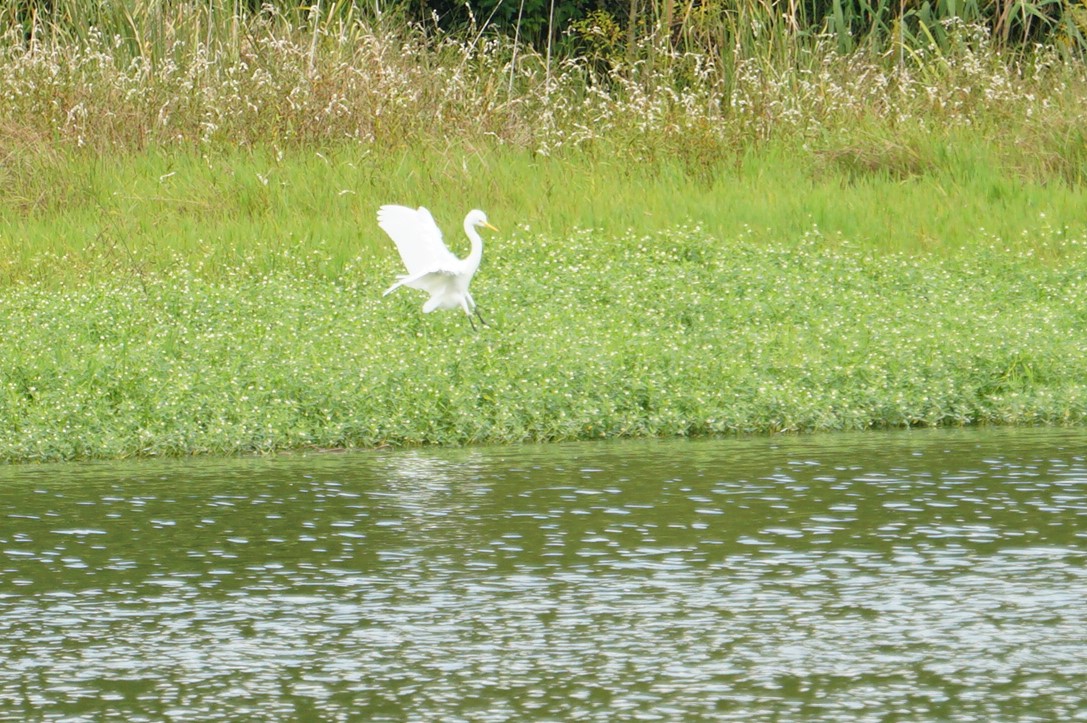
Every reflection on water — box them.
[1,428,1086,720]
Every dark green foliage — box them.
[398,0,1086,54]
[410,0,613,47]
[3,0,1086,56]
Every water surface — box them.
[2,428,1086,720]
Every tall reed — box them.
[2,2,1085,160]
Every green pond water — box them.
[1,427,1086,720]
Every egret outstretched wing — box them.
[377,205,459,276]
[382,267,456,297]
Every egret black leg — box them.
[474,308,491,328]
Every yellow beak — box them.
[483,222,499,232]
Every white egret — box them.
[378,205,497,329]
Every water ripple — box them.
[0,428,1086,719]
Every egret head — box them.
[466,209,498,232]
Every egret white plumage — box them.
[378,205,497,329]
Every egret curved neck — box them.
[462,220,484,269]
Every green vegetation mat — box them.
[3,215,1087,462]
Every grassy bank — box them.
[3,216,1087,462]
[2,11,1087,461]
[3,11,1087,282]
[2,143,1086,287]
